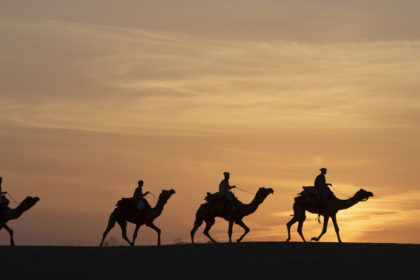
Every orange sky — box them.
[1,0,420,245]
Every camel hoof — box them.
[310,237,318,242]
[285,239,290,243]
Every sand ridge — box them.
[1,242,419,278]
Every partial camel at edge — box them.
[190,187,274,244]
[0,196,40,246]
[286,188,374,243]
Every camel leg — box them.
[286,216,298,242]
[228,221,234,243]
[2,224,15,246]
[117,220,132,246]
[235,220,249,243]
[99,213,117,247]
[297,219,307,242]
[311,216,329,242]
[203,217,217,243]
[131,224,142,247]
[190,217,204,244]
[288,202,306,242]
[146,222,161,246]
[331,215,342,243]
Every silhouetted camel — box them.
[99,189,175,247]
[190,187,274,243]
[286,188,373,243]
[0,196,40,246]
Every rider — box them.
[219,172,237,206]
[133,180,150,216]
[0,177,10,212]
[314,168,332,209]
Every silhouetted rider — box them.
[315,168,332,207]
[0,177,9,211]
[133,180,150,215]
[219,172,237,204]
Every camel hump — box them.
[298,186,317,196]
[295,186,320,202]
[116,197,135,208]
[116,197,152,210]
[205,192,221,203]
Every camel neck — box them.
[242,194,265,216]
[337,195,360,210]
[6,202,26,220]
[152,198,166,217]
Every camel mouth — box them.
[361,193,373,201]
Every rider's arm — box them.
[143,191,150,196]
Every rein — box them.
[6,192,18,205]
[235,186,255,195]
[149,191,157,203]
[334,188,352,199]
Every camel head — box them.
[20,196,40,210]
[255,187,274,201]
[355,189,373,202]
[158,189,176,203]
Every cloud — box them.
[2,17,420,138]
[2,1,420,41]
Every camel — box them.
[99,189,175,247]
[286,188,373,243]
[190,187,274,244]
[0,196,40,246]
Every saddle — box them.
[0,206,10,222]
[295,186,321,202]
[204,192,241,210]
[205,192,224,203]
[116,197,151,217]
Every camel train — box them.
[0,169,374,246]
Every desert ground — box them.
[1,242,419,279]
